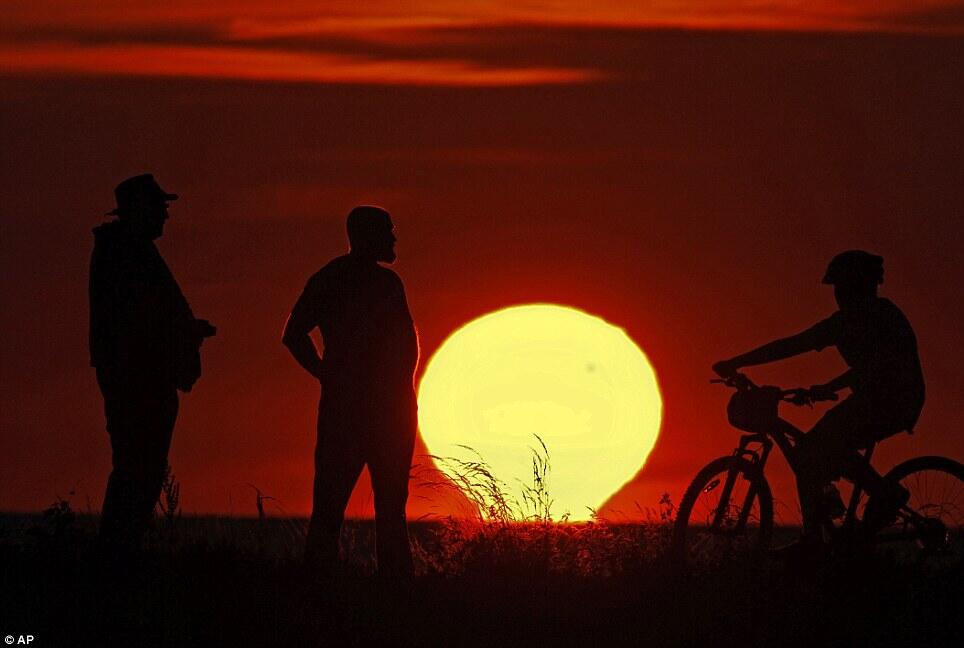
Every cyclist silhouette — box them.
[713,250,925,553]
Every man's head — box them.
[822,249,883,310]
[346,205,396,263]
[108,174,178,240]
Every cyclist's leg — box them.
[841,446,886,494]
[768,417,804,442]
[842,422,910,530]
[794,397,864,538]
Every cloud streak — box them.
[1,1,961,86]
[0,43,601,86]
[5,1,963,33]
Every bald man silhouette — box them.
[283,206,418,578]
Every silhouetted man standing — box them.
[90,174,215,548]
[283,206,418,578]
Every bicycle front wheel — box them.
[869,455,964,563]
[672,456,773,567]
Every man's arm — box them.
[713,316,838,376]
[282,277,325,382]
[161,255,216,348]
[713,332,815,376]
[810,369,855,399]
[394,275,419,378]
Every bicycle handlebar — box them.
[709,371,757,391]
[710,372,839,407]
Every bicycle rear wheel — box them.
[672,456,773,567]
[868,456,964,564]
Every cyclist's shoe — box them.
[915,518,951,554]
[819,484,847,520]
[864,483,910,531]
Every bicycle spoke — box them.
[678,462,767,566]
[873,459,964,564]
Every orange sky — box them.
[2,3,963,521]
[2,2,964,87]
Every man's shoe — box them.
[820,484,847,520]
[864,483,910,531]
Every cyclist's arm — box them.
[722,331,816,370]
[806,369,854,400]
[821,370,855,392]
[716,314,839,375]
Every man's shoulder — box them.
[375,264,404,283]
[90,222,161,278]
[799,310,843,350]
[307,255,351,283]
[91,221,126,254]
[874,297,904,315]
[305,257,405,290]
[873,297,914,328]
[812,309,843,329]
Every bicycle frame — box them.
[714,422,879,534]
[710,433,774,532]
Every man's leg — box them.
[841,425,909,531]
[306,396,365,571]
[368,396,417,579]
[131,388,178,538]
[97,370,177,548]
[101,432,138,546]
[793,397,863,540]
[98,370,131,544]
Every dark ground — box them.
[1,514,960,647]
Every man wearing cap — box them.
[712,250,925,551]
[283,205,418,579]
[90,173,215,548]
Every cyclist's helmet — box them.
[822,250,884,286]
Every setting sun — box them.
[417,304,662,521]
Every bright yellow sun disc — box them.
[417,304,662,521]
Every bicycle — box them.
[671,371,964,567]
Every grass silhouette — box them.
[2,444,961,646]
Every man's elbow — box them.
[281,314,301,346]
[281,324,302,349]
[282,331,299,349]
